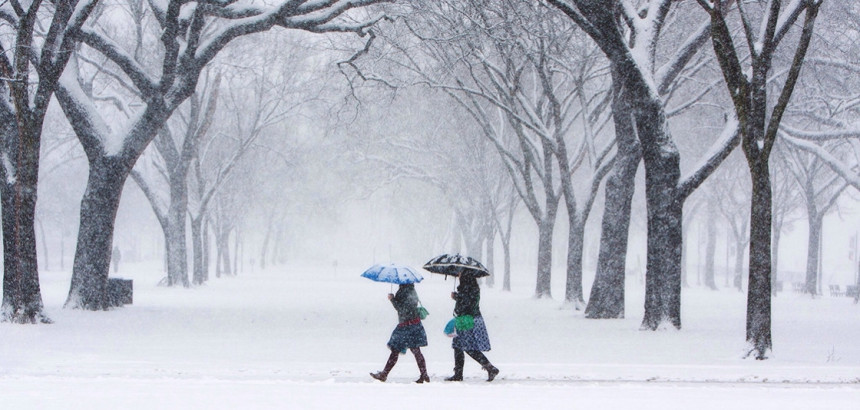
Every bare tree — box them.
[698,0,823,359]
[55,0,388,309]
[131,73,220,287]
[0,0,100,323]
[546,0,740,327]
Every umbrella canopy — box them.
[422,254,490,278]
[361,264,424,284]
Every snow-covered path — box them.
[2,261,859,408]
[3,375,858,409]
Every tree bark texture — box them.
[633,94,683,331]
[585,84,640,319]
[564,219,586,308]
[65,158,128,310]
[746,159,773,359]
[535,210,557,299]
[0,126,47,323]
[804,212,822,295]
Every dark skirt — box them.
[387,322,428,351]
[452,315,491,351]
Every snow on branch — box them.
[783,134,860,191]
[57,65,122,160]
[772,0,807,47]
[676,116,740,200]
[76,28,159,96]
[781,124,860,141]
[195,0,389,67]
[654,20,710,95]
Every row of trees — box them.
[342,0,855,360]
[2,0,857,364]
[1,0,390,322]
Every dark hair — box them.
[458,276,478,288]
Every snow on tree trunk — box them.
[771,226,782,296]
[191,217,205,285]
[485,228,496,288]
[502,239,512,292]
[734,239,746,291]
[704,202,719,290]
[746,159,773,359]
[564,218,586,309]
[804,212,823,296]
[65,159,128,310]
[586,91,640,319]
[0,125,48,323]
[634,94,683,331]
[166,170,190,287]
[535,200,558,299]
[202,220,210,282]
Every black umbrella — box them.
[423,253,490,278]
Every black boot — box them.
[484,364,499,382]
[446,349,464,381]
[466,350,499,382]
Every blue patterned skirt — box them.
[387,322,428,351]
[452,315,491,351]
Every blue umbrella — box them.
[361,264,424,284]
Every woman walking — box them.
[446,276,499,381]
[370,283,430,383]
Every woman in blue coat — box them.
[446,276,499,381]
[370,284,430,383]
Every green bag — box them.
[418,306,429,320]
[454,315,475,331]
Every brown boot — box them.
[370,371,388,382]
[415,374,430,383]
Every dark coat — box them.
[453,278,481,317]
[391,284,420,323]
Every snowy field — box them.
[2,261,859,409]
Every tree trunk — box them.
[0,125,47,322]
[704,203,718,290]
[535,212,557,299]
[586,94,639,319]
[233,228,240,275]
[165,171,190,287]
[635,95,683,331]
[203,218,211,280]
[37,217,50,271]
[563,217,586,309]
[746,158,773,359]
[771,226,781,296]
[260,222,272,270]
[502,236,512,292]
[804,211,822,296]
[65,158,128,310]
[734,239,746,291]
[191,217,205,285]
[485,228,496,288]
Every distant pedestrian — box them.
[370,284,430,383]
[446,276,499,382]
[111,246,122,273]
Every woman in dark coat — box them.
[446,276,499,381]
[370,283,430,383]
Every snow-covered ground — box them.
[2,261,859,409]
